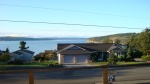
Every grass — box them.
[25,61,58,66]
[0,60,58,70]
[90,61,147,66]
[116,61,146,65]
[0,61,148,70]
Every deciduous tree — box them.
[0,53,10,63]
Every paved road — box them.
[0,66,150,84]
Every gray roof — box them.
[107,46,126,52]
[22,50,34,54]
[57,43,126,54]
[58,43,114,51]
[12,51,23,55]
[59,50,93,54]
[13,50,34,54]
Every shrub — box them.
[0,53,10,63]
[8,59,24,65]
[90,52,100,62]
[126,55,132,62]
[54,63,59,65]
[118,55,125,62]
[34,56,44,62]
[103,55,108,62]
[141,55,150,61]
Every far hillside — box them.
[87,33,139,44]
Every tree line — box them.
[127,28,150,61]
[87,33,139,44]
[89,28,150,63]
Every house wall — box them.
[58,54,62,64]
[19,51,34,63]
[58,54,90,64]
[9,53,23,62]
[13,53,23,60]
[9,56,15,62]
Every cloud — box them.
[0,32,29,37]
[0,31,105,38]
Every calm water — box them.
[0,39,87,55]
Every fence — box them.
[0,63,150,84]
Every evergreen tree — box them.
[108,51,117,65]
[126,48,133,61]
[19,41,29,50]
[6,48,9,53]
[114,39,121,44]
[128,33,137,49]
[138,28,150,55]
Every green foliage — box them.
[8,59,24,65]
[91,62,145,66]
[102,38,113,43]
[126,55,132,62]
[141,55,150,61]
[87,28,150,57]
[107,52,117,65]
[6,48,9,53]
[114,39,121,44]
[87,33,138,44]
[118,55,125,62]
[132,50,142,58]
[0,53,10,63]
[34,56,45,62]
[138,28,150,55]
[34,50,57,62]
[19,41,29,50]
[127,48,132,57]
[90,52,100,62]
[103,55,108,62]
[128,33,138,49]
[126,48,134,61]
[127,33,143,58]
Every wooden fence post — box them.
[29,70,34,84]
[102,66,108,84]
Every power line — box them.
[0,3,149,20]
[0,19,143,29]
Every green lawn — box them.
[0,61,58,70]
[0,61,148,70]
[90,61,147,66]
[25,61,58,66]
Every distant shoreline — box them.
[0,37,87,41]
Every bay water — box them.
[0,38,87,55]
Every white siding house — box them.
[11,50,34,63]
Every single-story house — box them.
[11,50,34,63]
[57,43,126,64]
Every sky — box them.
[0,0,150,38]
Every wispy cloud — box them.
[0,32,29,37]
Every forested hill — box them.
[87,33,139,44]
